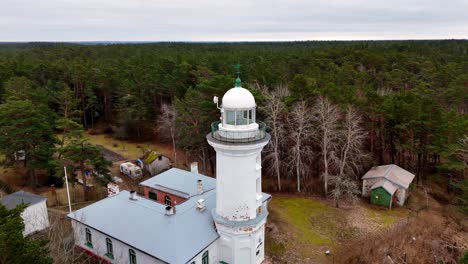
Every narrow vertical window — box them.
[202,251,209,264]
[165,195,171,205]
[106,238,113,259]
[85,228,92,247]
[129,249,137,264]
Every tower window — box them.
[129,249,137,264]
[106,238,113,259]
[85,228,92,248]
[165,195,171,205]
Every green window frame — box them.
[202,251,209,264]
[165,196,171,205]
[85,228,92,248]
[149,191,157,201]
[105,238,113,259]
[129,249,137,264]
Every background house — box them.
[140,150,171,176]
[362,164,415,208]
[0,191,49,236]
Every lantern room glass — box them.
[224,109,255,126]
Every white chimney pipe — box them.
[197,199,206,211]
[165,206,174,216]
[129,190,137,200]
[197,179,203,194]
[190,162,198,174]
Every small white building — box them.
[119,162,143,179]
[362,164,415,206]
[0,191,49,236]
[140,151,172,176]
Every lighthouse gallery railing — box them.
[210,121,267,143]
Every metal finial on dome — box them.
[234,63,241,87]
[235,77,242,87]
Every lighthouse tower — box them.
[207,76,271,264]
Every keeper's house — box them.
[362,164,415,208]
[0,191,49,236]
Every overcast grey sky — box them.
[1,0,467,41]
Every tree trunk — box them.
[171,130,177,167]
[273,130,281,191]
[80,161,88,201]
[296,145,301,193]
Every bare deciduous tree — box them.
[312,96,341,195]
[258,84,289,191]
[287,101,314,192]
[329,106,368,207]
[156,103,177,166]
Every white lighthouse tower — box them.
[207,75,271,264]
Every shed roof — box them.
[140,168,216,198]
[371,180,398,195]
[68,190,219,264]
[0,191,47,210]
[362,164,415,189]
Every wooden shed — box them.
[362,164,415,207]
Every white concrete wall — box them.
[22,201,49,236]
[71,221,165,264]
[187,239,219,264]
[215,219,266,264]
[362,178,380,197]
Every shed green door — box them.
[370,187,392,208]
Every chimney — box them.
[197,199,206,211]
[165,206,175,216]
[197,179,203,194]
[190,162,198,174]
[129,190,137,200]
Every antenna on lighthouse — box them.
[213,96,220,109]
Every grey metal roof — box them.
[140,168,216,198]
[371,179,398,195]
[67,190,219,264]
[0,191,47,210]
[362,164,415,189]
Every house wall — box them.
[142,187,186,206]
[362,178,381,197]
[71,221,166,264]
[22,201,49,236]
[145,156,171,176]
[187,238,219,264]
[395,188,407,206]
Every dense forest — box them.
[0,41,466,210]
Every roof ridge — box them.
[382,164,395,178]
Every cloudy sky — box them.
[1,0,467,41]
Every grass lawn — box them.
[85,133,182,164]
[267,195,342,263]
[266,195,412,263]
[365,206,408,227]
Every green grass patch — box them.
[365,207,407,227]
[86,134,150,160]
[265,239,286,255]
[270,196,338,245]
